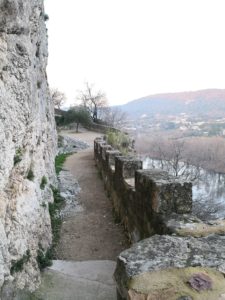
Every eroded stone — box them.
[188,273,212,291]
[165,213,225,237]
[114,235,225,299]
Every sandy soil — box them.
[56,130,129,261]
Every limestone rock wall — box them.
[0,0,57,296]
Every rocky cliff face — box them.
[0,0,57,297]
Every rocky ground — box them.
[57,134,90,154]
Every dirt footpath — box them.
[56,130,129,261]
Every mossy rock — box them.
[128,267,225,300]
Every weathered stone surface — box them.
[57,135,89,154]
[164,213,225,237]
[115,156,143,179]
[125,268,225,300]
[58,170,82,218]
[114,235,225,299]
[0,0,57,296]
[106,150,122,170]
[135,170,192,214]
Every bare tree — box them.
[51,88,66,109]
[77,82,107,122]
[136,134,225,174]
[144,138,201,181]
[98,106,128,129]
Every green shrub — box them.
[41,202,47,208]
[40,176,47,190]
[36,248,52,270]
[48,186,65,259]
[37,81,42,88]
[44,14,49,21]
[106,131,130,154]
[27,169,34,181]
[14,148,23,165]
[10,250,31,274]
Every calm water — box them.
[143,157,225,220]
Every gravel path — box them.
[56,130,129,261]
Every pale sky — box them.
[44,0,225,106]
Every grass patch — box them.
[14,148,23,165]
[36,186,65,270]
[49,186,65,249]
[40,176,47,189]
[48,186,64,259]
[55,153,71,175]
[10,250,31,274]
[27,169,34,181]
[37,152,70,270]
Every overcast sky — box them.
[44,0,225,106]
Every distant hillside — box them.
[120,89,225,118]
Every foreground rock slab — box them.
[114,235,225,300]
[28,260,117,300]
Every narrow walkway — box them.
[56,130,128,260]
[32,130,128,300]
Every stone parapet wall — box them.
[94,138,225,300]
[94,138,192,242]
[86,122,121,134]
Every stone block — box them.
[115,157,142,180]
[100,144,112,160]
[114,234,225,300]
[105,150,122,171]
[135,169,192,214]
[94,138,103,156]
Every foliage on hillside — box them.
[56,107,91,132]
[121,89,225,118]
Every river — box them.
[143,157,225,220]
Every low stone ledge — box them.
[114,234,225,300]
[164,213,225,237]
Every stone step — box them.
[19,260,117,300]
